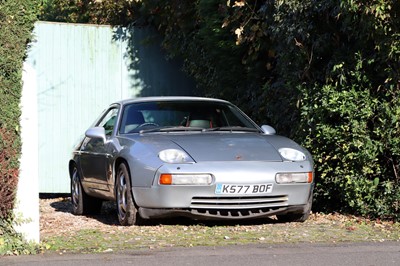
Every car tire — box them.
[276,193,313,223]
[70,165,102,215]
[116,163,144,226]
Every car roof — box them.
[114,96,231,106]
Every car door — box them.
[79,106,119,193]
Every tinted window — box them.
[97,107,119,136]
[119,101,256,134]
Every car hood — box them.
[162,133,283,162]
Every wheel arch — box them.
[114,157,133,195]
[114,157,143,211]
[68,160,86,194]
[68,160,77,179]
[114,157,129,177]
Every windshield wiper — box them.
[205,126,260,132]
[140,126,260,133]
[140,126,205,134]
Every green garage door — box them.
[25,21,196,193]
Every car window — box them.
[119,101,257,134]
[98,107,119,136]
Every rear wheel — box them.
[70,165,102,215]
[116,163,144,226]
[277,193,313,223]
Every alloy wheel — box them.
[71,167,81,210]
[117,171,128,221]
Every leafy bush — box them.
[0,128,19,219]
[39,0,136,25]
[270,0,400,219]
[0,0,39,255]
[0,218,40,256]
[0,0,37,218]
[300,63,400,218]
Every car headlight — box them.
[158,149,192,163]
[159,174,213,185]
[276,172,313,184]
[278,148,306,161]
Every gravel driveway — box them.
[39,196,400,254]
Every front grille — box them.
[189,195,289,218]
[191,207,286,218]
[190,195,288,209]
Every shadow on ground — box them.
[46,196,280,227]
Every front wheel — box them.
[115,163,144,226]
[70,165,102,215]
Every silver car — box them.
[69,97,314,225]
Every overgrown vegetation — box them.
[40,0,400,221]
[39,0,135,25]
[0,0,38,255]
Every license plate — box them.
[215,184,273,195]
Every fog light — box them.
[276,172,313,184]
[159,174,213,185]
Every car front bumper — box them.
[132,161,314,220]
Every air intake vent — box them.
[190,195,288,209]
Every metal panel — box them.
[25,21,196,193]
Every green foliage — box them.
[0,0,38,218]
[0,0,39,256]
[264,0,399,218]
[136,1,245,99]
[39,0,137,25]
[0,128,19,219]
[295,1,400,219]
[0,218,40,255]
[300,62,400,218]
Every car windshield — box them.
[118,100,258,134]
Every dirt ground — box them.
[38,195,400,255]
[39,196,124,238]
[39,195,398,239]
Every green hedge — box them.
[0,0,38,255]
[264,0,400,219]
[0,0,37,218]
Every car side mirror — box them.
[261,125,276,135]
[85,127,106,143]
